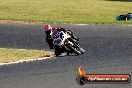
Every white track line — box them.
[0,56,54,66]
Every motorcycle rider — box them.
[43,25,78,49]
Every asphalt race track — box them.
[0,23,132,88]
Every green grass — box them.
[0,48,53,63]
[0,0,132,24]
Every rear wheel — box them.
[54,47,61,57]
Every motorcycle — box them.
[52,30,85,56]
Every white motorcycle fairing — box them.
[52,30,85,56]
[52,31,71,47]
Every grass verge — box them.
[0,48,53,63]
[0,0,132,24]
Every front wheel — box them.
[67,43,81,55]
[79,47,85,54]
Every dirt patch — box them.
[0,20,43,24]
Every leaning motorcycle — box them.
[52,30,85,56]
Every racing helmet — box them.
[43,25,52,31]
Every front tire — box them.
[79,47,85,54]
[67,43,81,55]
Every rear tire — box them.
[54,48,61,57]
